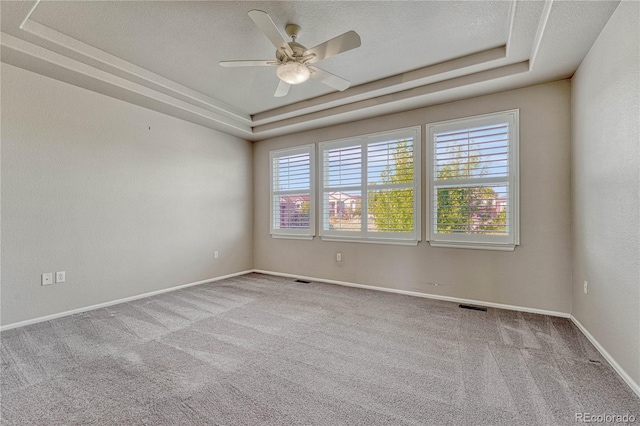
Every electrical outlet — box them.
[42,273,53,286]
[56,271,66,283]
[336,253,342,262]
[214,251,219,259]
[584,281,588,294]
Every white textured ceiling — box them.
[1,1,621,141]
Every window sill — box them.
[428,241,516,251]
[271,234,314,241]
[320,236,419,246]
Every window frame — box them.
[318,126,421,246]
[269,144,316,240]
[426,110,520,251]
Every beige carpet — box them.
[2,273,638,425]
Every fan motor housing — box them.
[289,41,307,56]
[276,42,307,61]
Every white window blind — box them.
[270,145,315,239]
[319,127,421,244]
[427,110,519,250]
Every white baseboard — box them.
[570,315,640,398]
[0,270,253,332]
[252,269,571,318]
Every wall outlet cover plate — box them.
[42,273,53,286]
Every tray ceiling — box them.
[1,1,620,141]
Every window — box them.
[270,145,315,239]
[427,110,519,250]
[319,127,421,244]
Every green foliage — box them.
[365,139,507,235]
[435,152,507,234]
[299,201,310,214]
[368,140,414,232]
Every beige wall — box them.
[571,1,640,386]
[1,64,253,325]
[254,81,572,314]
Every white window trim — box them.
[318,127,421,246]
[426,110,520,251]
[269,144,315,240]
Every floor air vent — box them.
[459,304,487,312]
[295,279,311,284]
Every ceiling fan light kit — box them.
[276,62,311,85]
[219,10,361,97]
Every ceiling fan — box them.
[220,10,361,97]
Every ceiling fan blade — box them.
[274,80,290,97]
[219,60,276,68]
[304,31,361,64]
[309,66,351,91]
[248,10,294,57]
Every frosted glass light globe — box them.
[276,62,311,85]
